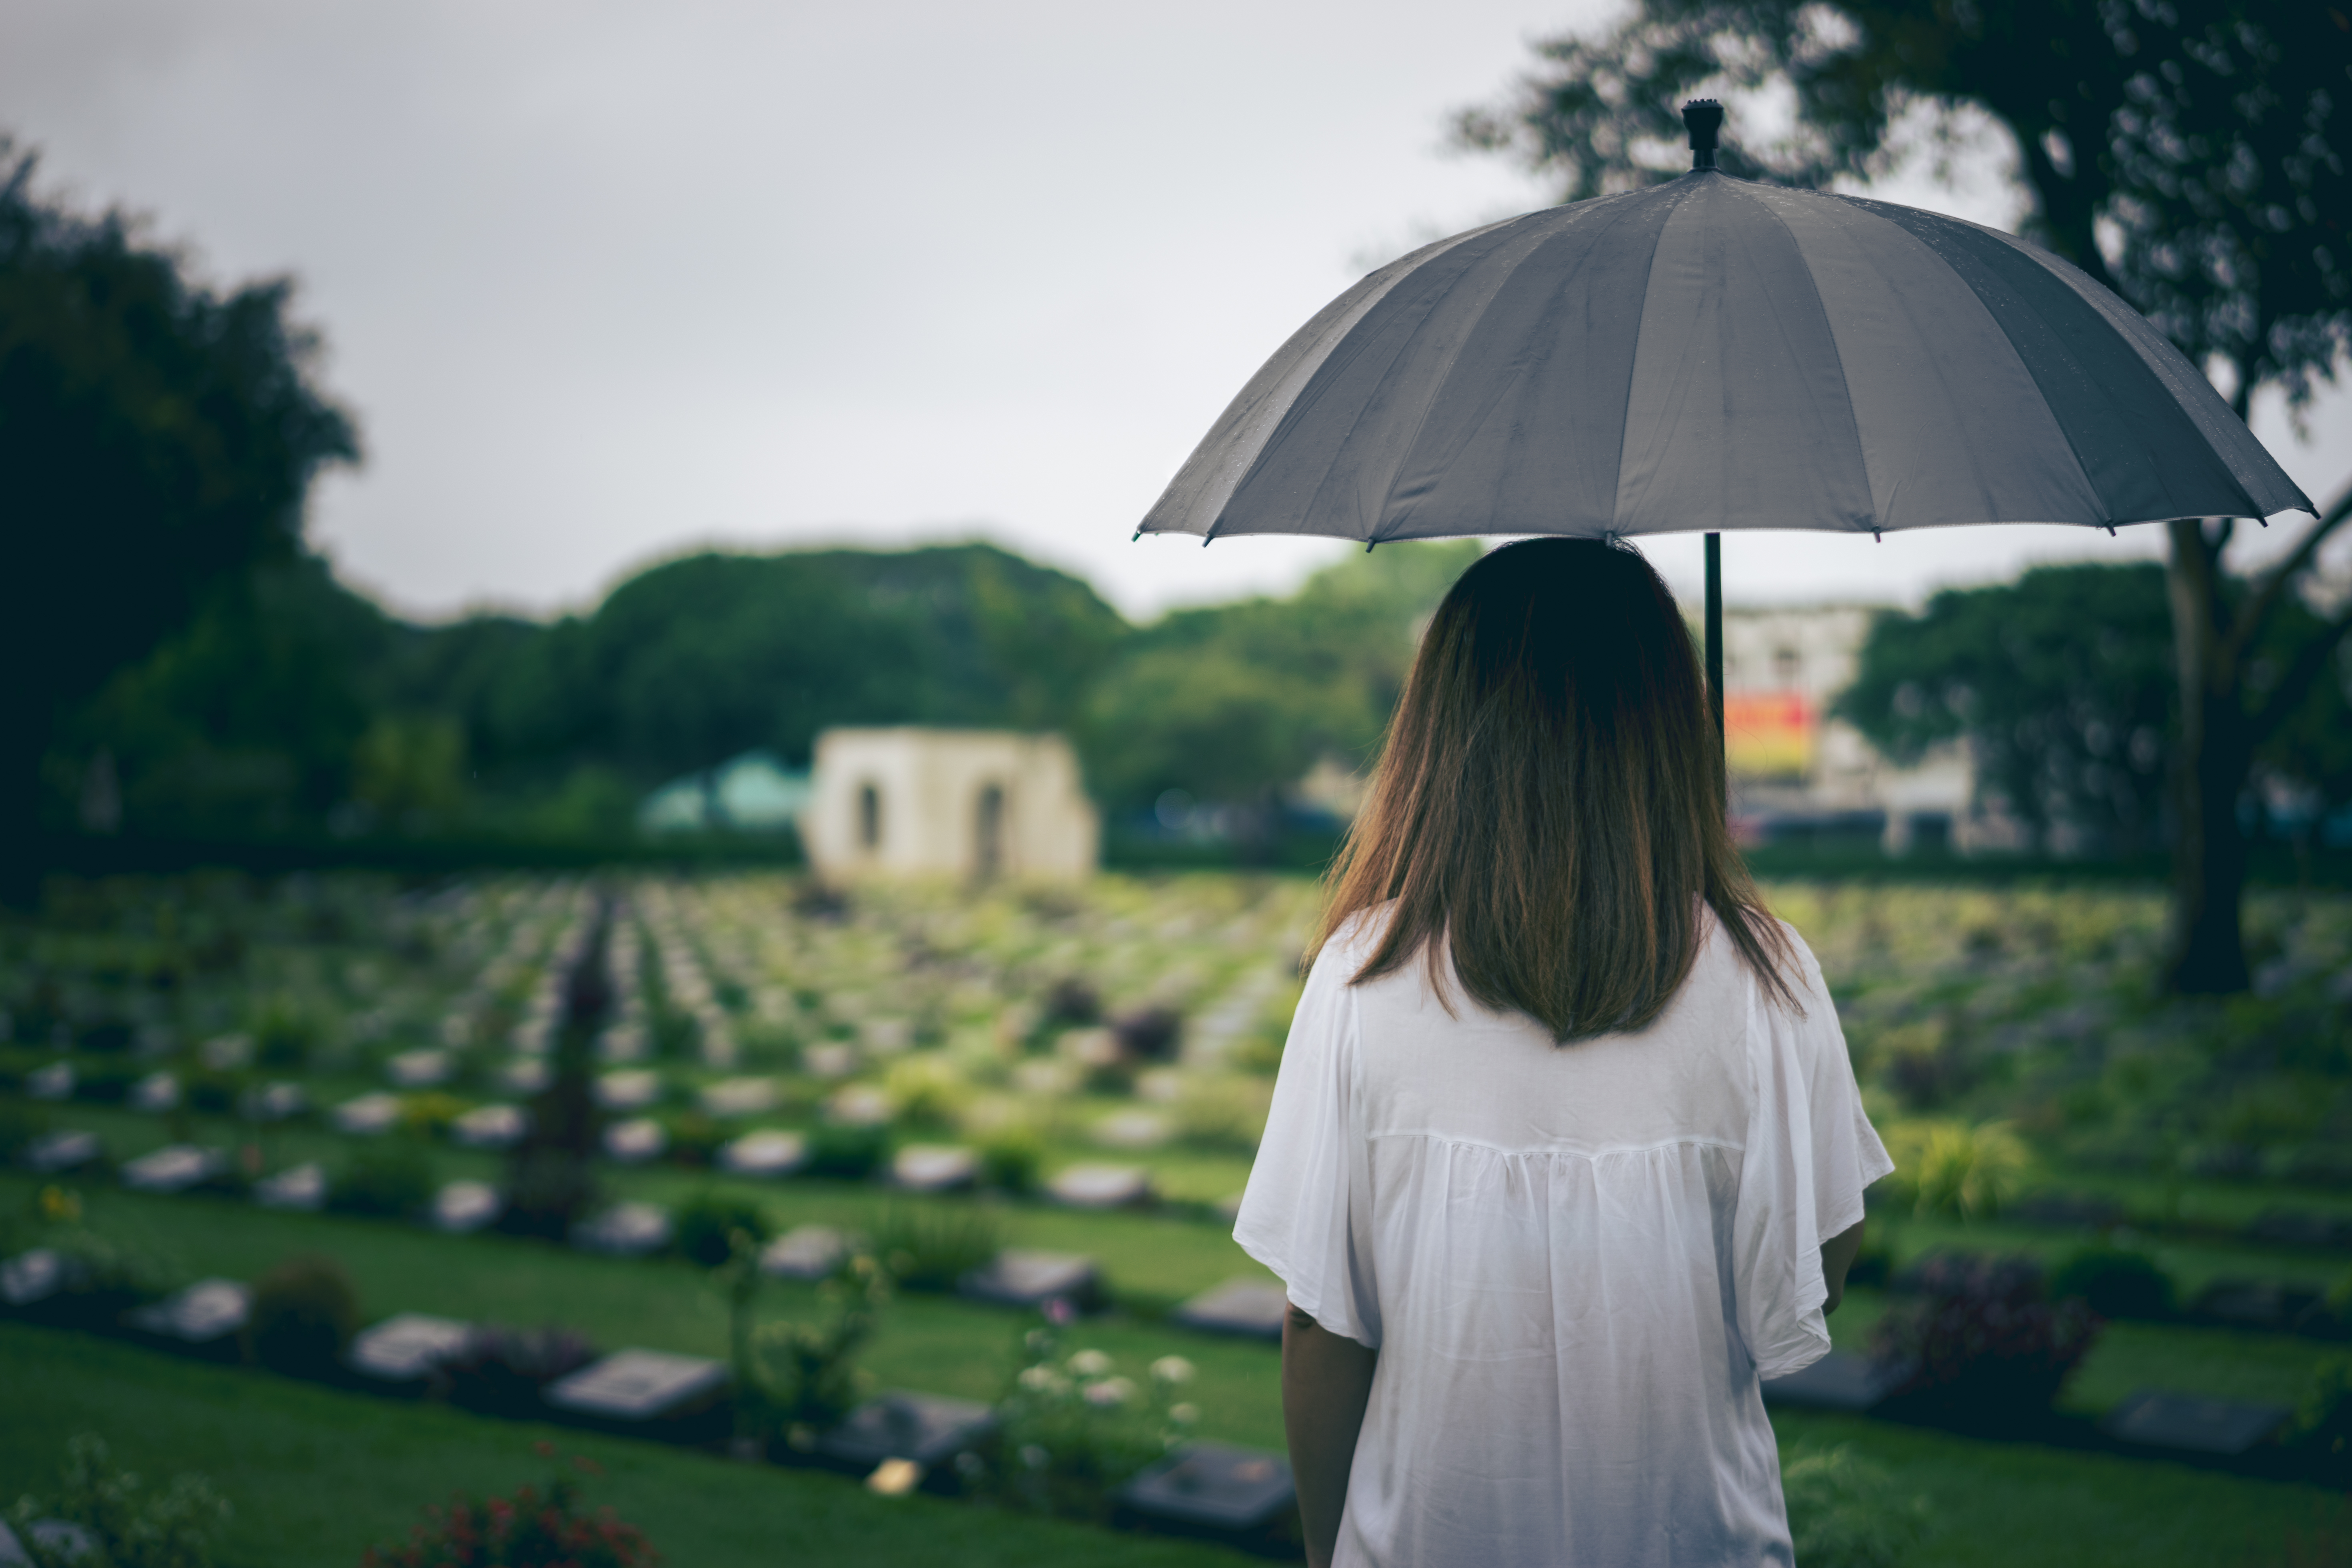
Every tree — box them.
[1836,561,2352,857]
[1836,565,2176,854]
[1458,0,2352,990]
[0,141,357,876]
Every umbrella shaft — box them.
[1705,532,1724,810]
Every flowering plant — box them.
[361,1444,656,1568]
[963,1316,1199,1520]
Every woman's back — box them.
[1236,905,1887,1568]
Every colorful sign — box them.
[1725,691,1816,780]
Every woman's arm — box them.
[1820,1218,1867,1315]
[1282,1302,1378,1568]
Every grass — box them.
[0,1323,1249,1568]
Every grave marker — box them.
[452,1104,530,1151]
[21,1130,99,1174]
[129,1071,179,1112]
[594,1070,662,1111]
[332,1093,403,1136]
[720,1130,808,1179]
[1116,1442,1298,1542]
[25,1063,72,1101]
[545,1349,730,1441]
[1171,1280,1289,1342]
[2102,1388,2292,1455]
[573,1202,672,1256]
[349,1312,472,1390]
[386,1049,454,1089]
[761,1225,849,1280]
[602,1117,668,1164]
[254,1162,328,1211]
[1760,1351,1905,1412]
[120,1144,223,1195]
[891,1144,978,1192]
[431,1180,503,1234]
[959,1250,1103,1312]
[126,1278,250,1358]
[1047,1163,1153,1209]
[818,1391,995,1476]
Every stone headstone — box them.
[825,1085,893,1127]
[1172,1280,1289,1342]
[25,1062,72,1101]
[1092,1111,1171,1150]
[387,1049,454,1089]
[120,1144,222,1195]
[129,1071,180,1112]
[1046,1163,1153,1209]
[22,1129,100,1174]
[720,1130,808,1179]
[818,1391,995,1471]
[699,1077,779,1118]
[1,1249,66,1309]
[349,1312,472,1387]
[254,1162,328,1212]
[497,1058,553,1096]
[1012,1059,1077,1097]
[862,1018,914,1055]
[451,1103,530,1151]
[126,1278,251,1352]
[245,1081,309,1121]
[546,1348,729,1425]
[959,1250,1103,1312]
[6,1520,97,1565]
[802,1043,858,1080]
[1117,1442,1297,1535]
[332,1092,403,1136]
[597,1024,650,1064]
[198,1034,254,1071]
[892,1144,978,1192]
[761,1224,849,1280]
[602,1117,669,1164]
[2190,1279,2327,1334]
[2008,1192,2128,1229]
[431,1180,503,1234]
[594,1070,662,1111]
[573,1202,672,1256]
[2102,1388,2291,1455]
[1760,1350,1905,1413]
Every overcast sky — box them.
[6,0,2346,623]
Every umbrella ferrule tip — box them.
[1683,100,1724,169]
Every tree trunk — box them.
[2163,518,2253,994]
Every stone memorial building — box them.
[803,728,1098,881]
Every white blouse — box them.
[1234,906,1892,1568]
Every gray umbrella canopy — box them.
[1139,158,2312,546]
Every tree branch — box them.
[2249,597,2352,747]
[2228,476,2352,666]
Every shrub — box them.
[802,1122,889,1180]
[248,995,318,1071]
[1110,1006,1183,1063]
[68,1058,142,1104]
[440,1326,600,1419]
[672,1190,772,1270]
[744,1255,892,1449]
[2288,1356,2352,1484]
[0,1098,50,1161]
[1780,1443,1929,1568]
[1039,978,1100,1033]
[247,1254,361,1379]
[331,1140,436,1218]
[965,1326,1198,1521]
[659,1110,728,1168]
[398,1092,470,1138]
[20,1219,178,1326]
[884,1056,968,1129]
[2048,1245,2176,1321]
[871,1203,1002,1293]
[1870,1253,2101,1424]
[1880,1119,2030,1221]
[978,1125,1045,1195]
[6,1432,231,1568]
[362,1444,656,1568]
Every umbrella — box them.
[1135,101,2315,756]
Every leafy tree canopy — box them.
[1456,0,2350,408]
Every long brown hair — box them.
[1314,537,1797,1040]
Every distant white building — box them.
[1718,606,2002,855]
[803,728,1098,881]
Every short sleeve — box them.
[1231,928,1383,1350]
[1730,926,1894,1380]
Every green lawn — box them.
[0,1323,1253,1568]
